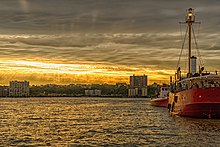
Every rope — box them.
[179,22,183,42]
[176,25,188,69]
[197,23,204,67]
[192,26,204,67]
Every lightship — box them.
[168,8,220,118]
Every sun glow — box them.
[0,59,174,85]
[8,60,105,75]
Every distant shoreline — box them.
[0,96,150,98]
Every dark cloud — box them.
[0,0,220,34]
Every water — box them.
[1,98,220,146]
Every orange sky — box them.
[0,58,174,85]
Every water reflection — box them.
[0,98,220,146]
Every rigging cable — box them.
[176,25,188,69]
[192,25,204,67]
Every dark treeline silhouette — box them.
[30,84,128,97]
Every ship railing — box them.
[208,71,219,75]
[199,70,219,76]
[174,79,220,93]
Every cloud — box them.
[0,0,220,34]
[0,33,181,68]
[0,31,219,71]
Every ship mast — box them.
[186,8,195,76]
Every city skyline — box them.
[0,0,220,85]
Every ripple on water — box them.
[1,98,220,146]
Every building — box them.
[0,86,8,97]
[85,89,101,96]
[130,74,148,88]
[129,74,148,97]
[128,88,138,97]
[142,87,148,97]
[9,81,30,97]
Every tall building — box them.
[129,74,148,97]
[9,81,30,97]
[130,74,148,88]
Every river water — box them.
[0,98,220,146]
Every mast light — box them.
[185,8,195,22]
[187,8,193,16]
[188,12,192,17]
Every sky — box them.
[0,0,220,85]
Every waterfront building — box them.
[130,74,148,88]
[9,81,30,97]
[85,89,101,96]
[0,86,8,97]
[129,74,148,97]
[128,88,138,97]
[142,87,148,97]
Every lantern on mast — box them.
[186,8,195,23]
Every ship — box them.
[150,84,169,107]
[168,8,220,118]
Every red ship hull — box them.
[169,87,220,118]
[150,98,168,107]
